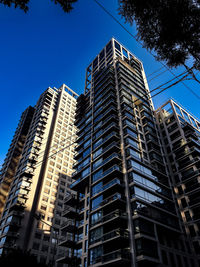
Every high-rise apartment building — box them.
[57,38,198,267]
[0,106,35,217]
[156,99,200,264]
[0,84,78,266]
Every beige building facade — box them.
[0,84,78,266]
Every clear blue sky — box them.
[0,0,200,165]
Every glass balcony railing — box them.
[92,193,123,211]
[93,132,119,150]
[60,219,76,229]
[89,249,130,265]
[63,206,79,215]
[92,178,122,197]
[91,209,127,226]
[59,233,83,244]
[70,171,90,188]
[92,153,120,171]
[102,249,131,263]
[90,228,129,245]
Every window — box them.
[81,167,90,178]
[93,158,103,170]
[92,181,103,196]
[85,224,88,235]
[44,188,50,194]
[82,157,90,168]
[125,137,139,149]
[83,139,91,149]
[45,181,51,187]
[92,195,103,210]
[124,127,138,139]
[90,245,103,265]
[93,147,102,159]
[92,168,103,183]
[83,147,91,157]
[90,227,103,244]
[91,210,103,225]
[41,205,47,211]
[84,257,87,267]
[93,138,102,150]
[134,186,164,205]
[6,215,12,224]
[123,119,136,129]
[122,48,128,58]
[126,148,140,159]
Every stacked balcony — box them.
[58,193,82,264]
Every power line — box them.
[148,69,168,83]
[93,0,200,101]
[20,69,194,175]
[146,66,165,78]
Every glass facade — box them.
[58,39,198,267]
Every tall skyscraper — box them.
[0,106,35,217]
[0,84,78,266]
[57,39,198,267]
[156,99,200,265]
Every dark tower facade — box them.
[58,39,198,267]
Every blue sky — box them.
[0,0,200,165]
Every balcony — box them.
[59,234,82,248]
[149,154,164,165]
[89,249,131,267]
[70,172,90,193]
[94,68,114,89]
[181,169,200,182]
[184,182,200,194]
[98,92,116,111]
[93,120,118,139]
[188,137,200,147]
[91,193,125,212]
[94,75,115,98]
[95,98,117,119]
[90,228,129,246]
[99,106,118,124]
[92,153,121,173]
[71,164,123,193]
[60,220,77,232]
[62,206,80,219]
[19,171,33,179]
[63,194,78,206]
[91,209,127,227]
[188,193,200,207]
[178,157,200,171]
[176,146,200,161]
[91,178,123,198]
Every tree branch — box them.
[184,64,200,84]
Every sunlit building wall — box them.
[0,106,35,217]
[0,84,78,266]
[156,99,200,264]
